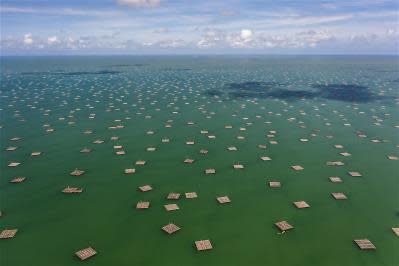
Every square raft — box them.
[269,181,281,188]
[124,168,136,174]
[332,192,347,200]
[10,177,26,183]
[217,196,231,204]
[184,159,194,164]
[291,165,304,171]
[185,192,197,199]
[164,204,179,211]
[348,171,362,177]
[293,201,310,209]
[329,177,343,183]
[162,223,180,234]
[0,229,18,239]
[275,221,293,232]
[136,201,150,209]
[260,156,272,161]
[167,193,180,200]
[139,185,153,192]
[195,240,213,251]
[75,247,97,260]
[205,169,216,174]
[354,239,376,250]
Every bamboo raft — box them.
[75,247,97,260]
[164,204,179,211]
[62,187,83,194]
[162,223,180,234]
[217,196,231,204]
[275,221,293,232]
[354,239,376,250]
[195,240,212,251]
[0,229,18,239]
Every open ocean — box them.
[0,55,398,266]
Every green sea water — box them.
[0,55,398,266]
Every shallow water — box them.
[0,55,398,266]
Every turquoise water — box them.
[0,55,398,266]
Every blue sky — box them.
[1,0,398,54]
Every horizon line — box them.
[1,53,398,57]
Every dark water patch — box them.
[60,70,122,76]
[206,81,392,103]
[162,68,192,71]
[228,91,269,98]
[205,89,223,97]
[313,84,376,102]
[268,89,318,99]
[225,81,280,92]
[102,64,147,67]
[21,71,53,75]
[20,70,122,76]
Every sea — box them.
[0,55,398,266]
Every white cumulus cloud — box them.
[47,36,59,45]
[116,0,160,8]
[23,33,33,45]
[240,29,253,40]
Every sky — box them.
[0,0,398,55]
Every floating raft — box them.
[291,165,304,171]
[62,187,83,194]
[124,168,136,174]
[0,229,18,239]
[331,192,347,200]
[80,148,91,153]
[326,161,345,166]
[139,185,152,192]
[233,164,244,169]
[8,162,20,167]
[70,169,85,176]
[195,240,213,251]
[293,201,310,209]
[164,204,179,211]
[205,168,216,174]
[348,171,362,177]
[75,247,97,260]
[185,192,197,199]
[167,193,180,200]
[354,239,376,250]
[184,158,194,164]
[329,177,343,183]
[10,177,26,183]
[136,201,150,209]
[217,196,231,204]
[162,223,180,234]
[260,156,272,161]
[269,181,281,188]
[275,221,293,232]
